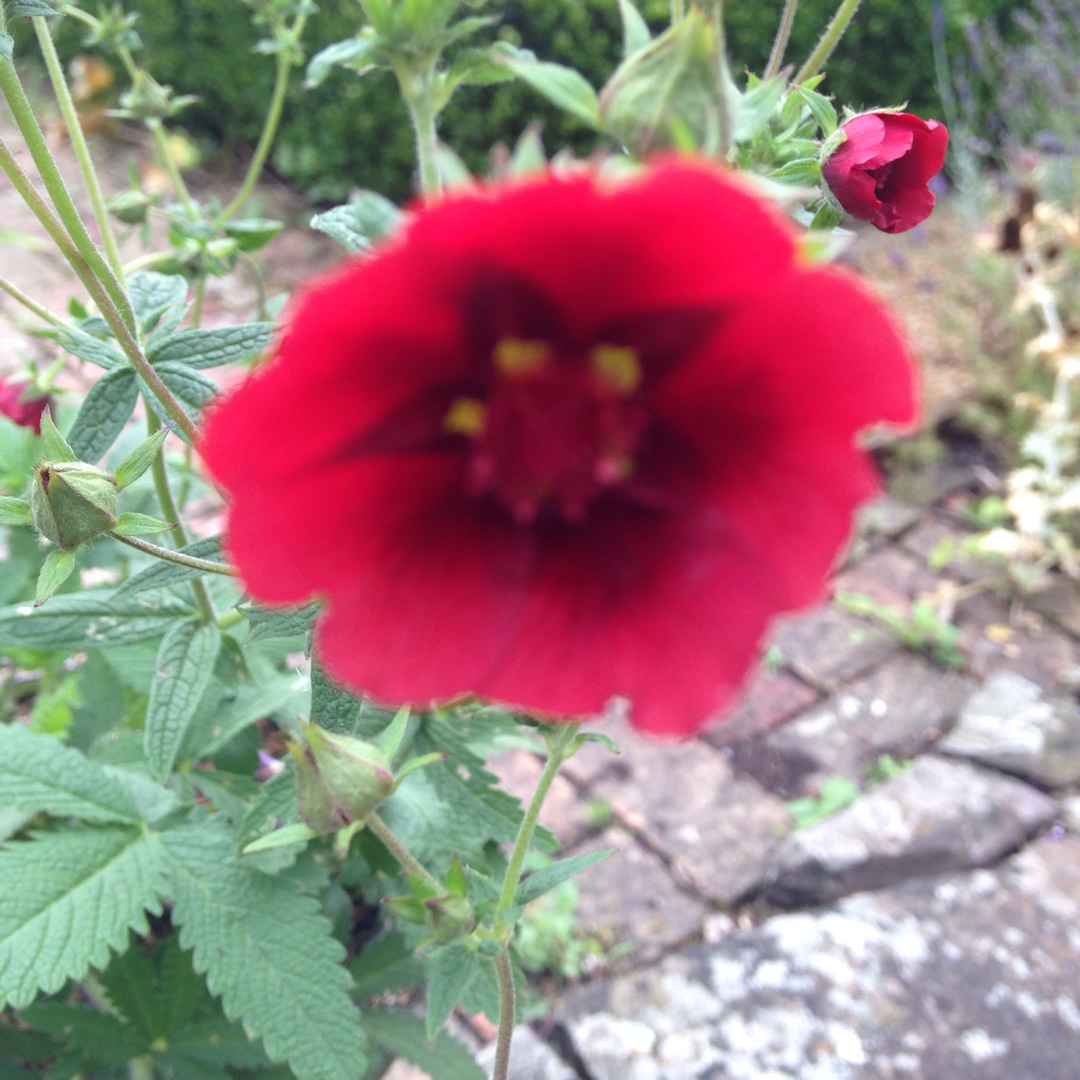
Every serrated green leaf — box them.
[617,0,651,57]
[0,495,32,526]
[0,825,168,1009]
[0,722,179,825]
[10,1,60,15]
[310,191,401,253]
[145,617,222,777]
[490,45,600,128]
[149,363,219,429]
[55,326,125,371]
[18,1003,148,1067]
[310,662,364,736]
[349,931,426,999]
[514,848,613,906]
[425,944,479,1041]
[38,408,75,463]
[112,511,174,537]
[0,33,13,61]
[147,323,275,370]
[127,272,188,334]
[197,674,309,761]
[114,536,222,597]
[239,601,319,642]
[361,1010,484,1080]
[34,547,78,606]
[66,368,139,462]
[0,592,192,650]
[113,425,170,489]
[162,813,372,1080]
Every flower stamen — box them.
[493,338,551,376]
[590,344,642,394]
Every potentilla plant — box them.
[0,1,944,1077]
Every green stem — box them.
[0,49,135,332]
[107,531,236,576]
[0,273,67,327]
[191,276,206,328]
[144,412,217,622]
[399,66,442,196]
[794,0,862,85]
[671,0,685,21]
[365,810,441,891]
[765,0,800,79]
[217,17,306,225]
[146,117,196,213]
[0,136,196,442]
[491,949,516,1080]
[496,722,580,914]
[33,16,125,280]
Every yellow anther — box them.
[493,338,551,375]
[444,397,487,436]
[591,344,642,394]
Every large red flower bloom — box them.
[822,112,949,234]
[201,162,917,737]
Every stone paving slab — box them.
[557,836,1080,1080]
[732,653,976,797]
[762,755,1057,907]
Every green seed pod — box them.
[30,462,119,549]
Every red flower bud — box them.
[822,112,948,234]
[0,377,50,434]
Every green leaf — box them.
[38,407,75,463]
[148,363,219,430]
[797,84,838,137]
[147,323,275,370]
[425,943,478,1040]
[0,592,192,650]
[349,931,426,999]
[0,825,168,1009]
[113,425,170,490]
[66,368,139,462]
[310,191,402,253]
[240,823,319,855]
[114,536,222,597]
[223,219,283,253]
[0,722,178,824]
[0,495,32,526]
[768,158,823,186]
[310,662,364,736]
[442,48,514,92]
[55,326,126,371]
[34,547,78,606]
[162,813,372,1080]
[112,511,174,536]
[145,617,223,777]
[18,1003,148,1068]
[0,33,13,61]
[238,601,319,642]
[732,75,786,142]
[617,0,651,58]
[10,1,60,15]
[127,272,188,334]
[514,848,613,906]
[197,674,309,760]
[360,1010,484,1080]
[304,32,384,87]
[490,44,600,128]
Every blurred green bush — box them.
[35,0,1027,203]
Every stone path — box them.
[3,114,1079,1080]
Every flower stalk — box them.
[365,810,442,892]
[794,0,862,85]
[107,530,237,577]
[765,0,800,79]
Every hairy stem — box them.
[794,0,862,85]
[398,64,442,196]
[108,531,236,576]
[765,0,800,79]
[491,949,516,1080]
[33,17,125,280]
[365,810,442,892]
[0,273,66,327]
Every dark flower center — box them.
[446,338,649,523]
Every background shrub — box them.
[35,0,1029,202]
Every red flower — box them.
[201,162,917,737]
[0,377,49,435]
[822,112,949,234]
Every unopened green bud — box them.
[599,7,723,156]
[289,723,395,832]
[107,189,152,226]
[423,891,474,944]
[30,462,118,549]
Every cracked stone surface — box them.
[938,670,1080,788]
[558,837,1080,1080]
[762,755,1057,907]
